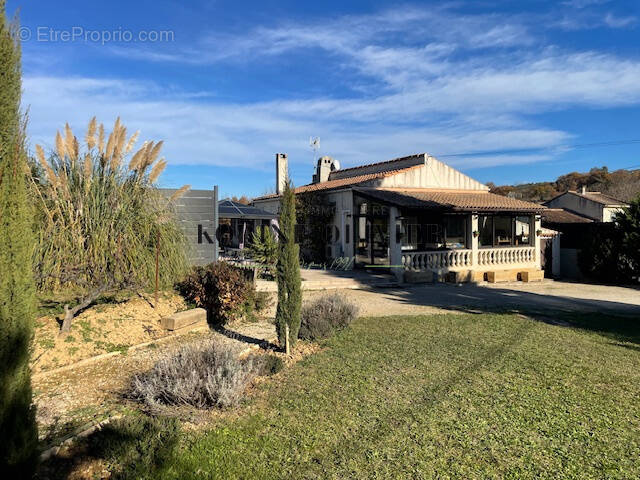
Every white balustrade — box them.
[402,246,535,271]
[477,246,535,267]
[401,249,472,271]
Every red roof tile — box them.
[253,165,422,200]
[546,191,628,206]
[541,208,593,224]
[353,188,547,213]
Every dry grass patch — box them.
[32,291,186,375]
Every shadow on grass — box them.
[356,281,640,345]
[38,415,179,480]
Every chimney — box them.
[276,153,288,195]
[581,185,586,194]
[312,156,334,184]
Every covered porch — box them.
[218,199,277,257]
[351,188,545,283]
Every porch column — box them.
[470,214,479,267]
[389,206,404,283]
[534,215,542,269]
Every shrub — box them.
[30,117,189,332]
[86,414,179,480]
[253,290,272,314]
[242,289,271,322]
[177,261,255,325]
[248,226,278,278]
[299,293,359,341]
[258,354,285,376]
[130,338,258,410]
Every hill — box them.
[488,167,640,203]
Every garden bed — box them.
[40,311,640,479]
[32,291,188,375]
[33,319,280,446]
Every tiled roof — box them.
[253,165,422,200]
[549,191,628,206]
[353,188,547,212]
[575,191,627,206]
[541,208,593,224]
[328,153,425,178]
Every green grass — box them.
[77,313,640,479]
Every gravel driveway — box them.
[297,280,640,317]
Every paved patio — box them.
[256,269,397,292]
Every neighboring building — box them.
[160,189,276,265]
[217,199,277,251]
[542,189,628,280]
[544,187,628,222]
[253,153,547,283]
[541,209,594,280]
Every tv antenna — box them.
[309,137,320,158]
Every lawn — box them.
[56,312,640,479]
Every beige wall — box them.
[253,189,354,263]
[330,155,489,191]
[545,193,625,222]
[545,194,603,221]
[603,206,624,222]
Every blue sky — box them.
[11,0,640,198]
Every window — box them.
[444,215,466,249]
[494,216,513,246]
[402,216,418,250]
[515,216,531,245]
[345,224,350,244]
[479,215,493,247]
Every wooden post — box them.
[155,230,160,308]
[285,323,290,355]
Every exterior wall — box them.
[534,216,542,269]
[552,234,561,277]
[545,194,604,221]
[559,248,584,280]
[603,206,624,222]
[253,189,354,266]
[376,157,489,190]
[253,198,280,215]
[324,189,353,260]
[330,155,489,191]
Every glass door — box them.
[354,214,389,267]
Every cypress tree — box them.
[275,180,302,348]
[0,1,39,475]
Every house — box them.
[541,189,628,280]
[253,153,547,283]
[544,187,628,222]
[540,208,594,279]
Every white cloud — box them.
[22,75,571,176]
[20,4,640,191]
[109,6,535,67]
[603,12,637,28]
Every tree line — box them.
[488,166,640,203]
